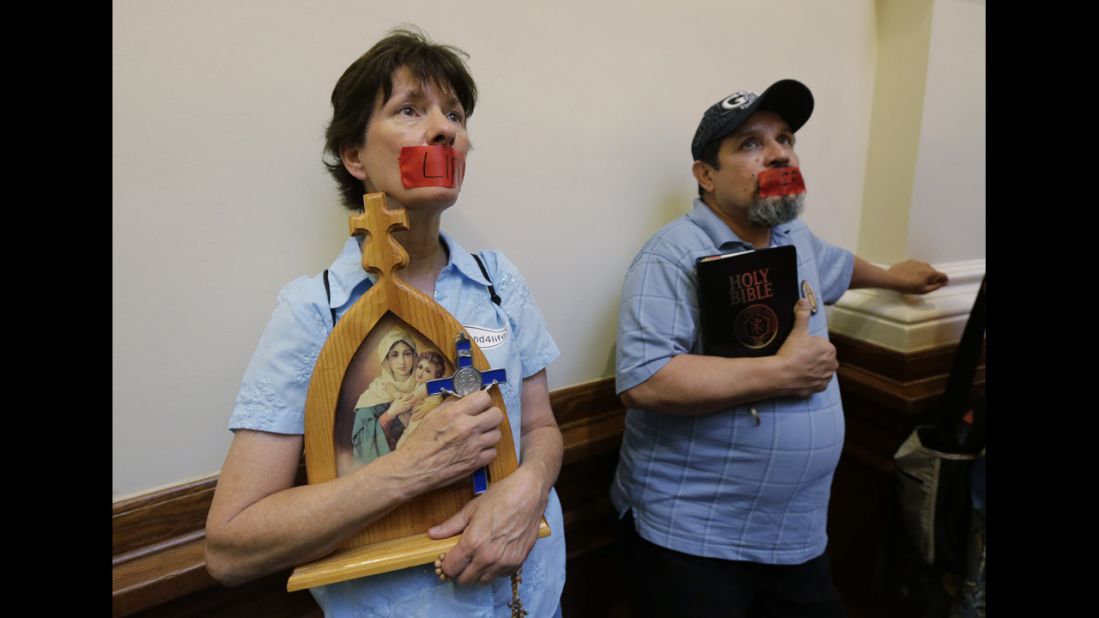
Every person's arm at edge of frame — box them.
[620,299,836,416]
[849,256,948,294]
[428,369,563,585]
[204,391,502,587]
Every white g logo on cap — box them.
[721,91,756,110]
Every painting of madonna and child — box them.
[333,313,454,476]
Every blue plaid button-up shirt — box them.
[611,199,853,564]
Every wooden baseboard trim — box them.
[113,377,622,616]
[115,326,980,617]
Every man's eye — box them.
[741,138,761,149]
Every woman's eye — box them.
[447,111,464,123]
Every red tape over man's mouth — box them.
[758,167,806,198]
[399,146,466,189]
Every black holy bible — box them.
[696,245,799,358]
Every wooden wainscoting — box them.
[112,464,317,617]
[112,378,628,618]
[827,333,985,618]
[114,334,981,618]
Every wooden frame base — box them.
[287,520,551,591]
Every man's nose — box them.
[764,140,791,167]
[426,108,457,147]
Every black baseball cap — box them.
[690,79,814,161]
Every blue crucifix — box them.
[427,332,507,494]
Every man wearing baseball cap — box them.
[610,80,947,616]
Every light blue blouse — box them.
[230,231,565,617]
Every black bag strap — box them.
[322,269,337,326]
[471,253,502,306]
[935,276,986,451]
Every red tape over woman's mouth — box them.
[399,146,466,189]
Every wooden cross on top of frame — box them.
[348,197,408,281]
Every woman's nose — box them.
[426,109,456,147]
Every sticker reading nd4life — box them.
[464,324,509,351]
[399,146,465,189]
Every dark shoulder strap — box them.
[935,275,986,451]
[322,269,338,326]
[471,253,502,306]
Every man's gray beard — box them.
[746,193,805,227]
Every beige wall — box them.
[113,0,979,499]
[907,0,986,261]
[856,0,985,263]
[856,0,934,263]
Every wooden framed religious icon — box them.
[286,192,549,592]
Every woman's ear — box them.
[340,144,368,181]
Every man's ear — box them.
[692,160,714,195]
[340,144,368,181]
